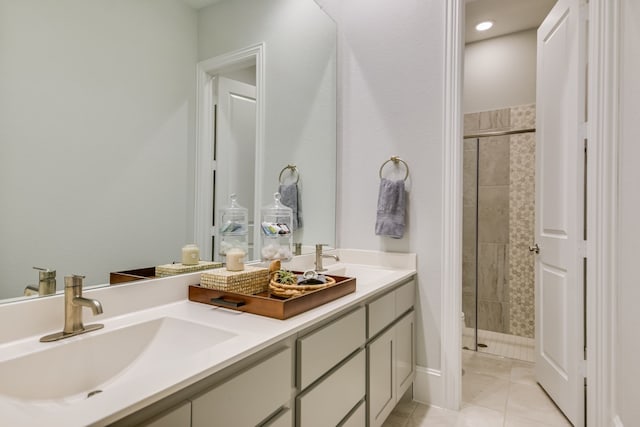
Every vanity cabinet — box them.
[114,277,416,427]
[367,280,416,427]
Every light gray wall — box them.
[317,0,446,382]
[0,0,197,297]
[616,0,640,423]
[464,29,537,113]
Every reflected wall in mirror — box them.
[0,0,336,301]
[194,0,336,263]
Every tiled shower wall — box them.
[462,104,536,338]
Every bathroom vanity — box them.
[0,250,416,426]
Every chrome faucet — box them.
[24,267,57,296]
[40,275,104,342]
[315,244,340,272]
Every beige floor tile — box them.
[383,412,410,427]
[462,371,510,412]
[506,383,572,427]
[509,360,536,386]
[456,404,505,427]
[408,404,459,427]
[463,351,513,380]
[504,412,558,426]
[392,398,418,418]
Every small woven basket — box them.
[156,260,223,277]
[201,265,269,294]
[269,273,336,298]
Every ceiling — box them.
[465,0,557,43]
[185,0,556,44]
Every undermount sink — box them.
[325,264,397,283]
[0,317,236,402]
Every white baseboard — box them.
[413,365,444,408]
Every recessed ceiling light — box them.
[475,21,494,32]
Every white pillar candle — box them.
[181,244,200,266]
[226,248,245,271]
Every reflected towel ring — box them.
[278,164,300,184]
[379,156,409,181]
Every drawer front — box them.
[297,307,366,390]
[192,346,292,427]
[261,407,292,427]
[144,401,191,427]
[297,350,366,427]
[394,279,415,316]
[339,399,366,427]
[367,290,395,338]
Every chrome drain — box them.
[87,390,103,398]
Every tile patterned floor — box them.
[462,327,535,362]
[382,351,571,427]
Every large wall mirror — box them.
[0,0,336,302]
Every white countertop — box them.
[0,249,416,426]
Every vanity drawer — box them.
[340,399,366,427]
[297,306,365,390]
[367,291,395,338]
[395,279,415,316]
[368,279,416,339]
[191,346,292,427]
[297,349,366,427]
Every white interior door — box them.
[214,77,257,260]
[535,0,586,425]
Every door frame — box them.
[194,43,265,262]
[442,1,619,424]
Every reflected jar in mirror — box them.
[260,192,293,261]
[219,194,249,257]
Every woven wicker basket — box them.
[156,261,223,277]
[201,265,269,294]
[269,274,336,298]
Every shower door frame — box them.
[462,127,536,353]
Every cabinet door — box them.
[367,327,395,427]
[395,310,415,399]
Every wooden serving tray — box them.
[188,274,356,320]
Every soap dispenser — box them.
[218,194,249,257]
[260,192,293,261]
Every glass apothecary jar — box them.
[218,194,249,257]
[260,192,293,261]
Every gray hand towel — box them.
[279,183,303,231]
[375,178,406,239]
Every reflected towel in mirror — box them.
[279,183,302,231]
[375,178,406,239]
